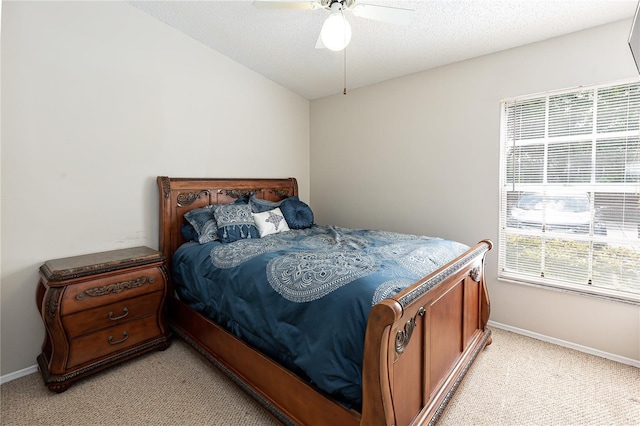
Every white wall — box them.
[1,1,310,376]
[310,20,640,362]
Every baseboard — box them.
[488,320,640,368]
[0,365,38,385]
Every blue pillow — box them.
[214,204,259,243]
[280,198,314,229]
[249,194,299,213]
[181,223,199,242]
[183,205,219,244]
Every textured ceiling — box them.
[128,1,638,100]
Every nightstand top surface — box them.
[40,246,164,282]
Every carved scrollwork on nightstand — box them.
[395,307,425,358]
[46,288,62,318]
[76,277,150,300]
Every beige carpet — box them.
[1,328,638,425]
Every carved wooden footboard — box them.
[157,176,492,426]
[361,240,492,425]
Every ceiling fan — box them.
[253,0,415,51]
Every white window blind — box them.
[499,81,640,301]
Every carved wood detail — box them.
[75,277,150,300]
[395,307,425,357]
[217,188,293,200]
[160,176,171,199]
[46,288,62,318]
[177,190,210,207]
[268,188,294,198]
[469,265,482,282]
[219,189,255,199]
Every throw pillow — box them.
[252,208,291,237]
[214,204,260,243]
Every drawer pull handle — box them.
[108,307,129,321]
[108,331,129,345]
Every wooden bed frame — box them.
[157,176,492,426]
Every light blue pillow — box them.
[183,205,219,244]
[214,204,259,243]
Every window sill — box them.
[497,276,640,306]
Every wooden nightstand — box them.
[35,246,171,392]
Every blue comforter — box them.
[172,225,468,409]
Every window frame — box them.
[498,79,640,305]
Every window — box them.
[499,80,640,302]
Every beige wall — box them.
[1,1,310,376]
[310,20,640,362]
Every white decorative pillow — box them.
[252,208,290,237]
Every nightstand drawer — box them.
[60,267,165,316]
[67,314,161,369]
[62,291,164,339]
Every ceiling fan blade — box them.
[351,3,414,25]
[253,0,318,10]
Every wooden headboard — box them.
[157,176,298,267]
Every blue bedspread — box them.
[172,225,468,409]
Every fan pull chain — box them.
[343,46,347,95]
[342,8,348,95]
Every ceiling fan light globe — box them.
[320,14,351,51]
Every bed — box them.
[157,176,492,426]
